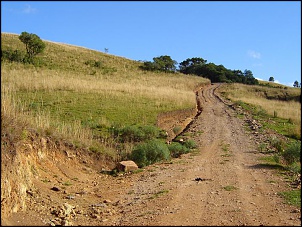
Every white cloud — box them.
[287,82,295,87]
[23,4,36,14]
[247,50,261,59]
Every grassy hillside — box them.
[1,32,210,160]
[2,32,300,163]
[219,82,301,140]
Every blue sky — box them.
[1,1,301,86]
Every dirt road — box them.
[109,83,300,226]
[2,84,300,226]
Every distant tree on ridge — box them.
[19,31,45,59]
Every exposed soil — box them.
[1,83,301,226]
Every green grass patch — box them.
[220,142,232,158]
[148,189,169,199]
[41,178,50,183]
[62,181,72,186]
[232,99,300,140]
[258,155,280,164]
[261,118,300,140]
[16,90,176,127]
[278,190,301,207]
[223,185,238,191]
[221,142,230,152]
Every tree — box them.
[140,61,156,71]
[293,80,300,88]
[243,69,258,85]
[19,32,45,59]
[179,57,207,74]
[139,55,177,73]
[153,55,177,72]
[269,77,274,82]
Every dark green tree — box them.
[179,57,207,74]
[243,69,258,85]
[19,32,45,59]
[269,76,275,82]
[140,61,156,71]
[293,80,300,88]
[140,55,177,73]
[153,55,177,72]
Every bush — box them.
[173,126,182,135]
[1,48,45,66]
[183,139,197,149]
[140,61,157,71]
[270,137,286,153]
[120,125,145,142]
[114,124,161,143]
[282,141,301,165]
[168,142,190,158]
[287,162,301,174]
[130,139,170,167]
[1,49,25,62]
[84,60,102,68]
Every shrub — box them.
[140,61,156,71]
[173,126,182,135]
[287,162,301,174]
[120,125,145,142]
[140,125,161,140]
[282,141,301,165]
[131,139,170,167]
[168,142,190,158]
[183,139,197,149]
[11,50,25,62]
[269,137,286,153]
[1,49,25,62]
[114,124,161,143]
[84,59,102,68]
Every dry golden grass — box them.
[1,65,205,107]
[1,32,210,152]
[219,83,301,137]
[1,33,208,107]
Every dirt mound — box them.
[1,128,115,225]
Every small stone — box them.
[51,187,60,191]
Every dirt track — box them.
[109,83,300,226]
[2,83,300,226]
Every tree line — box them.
[140,55,258,85]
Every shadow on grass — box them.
[248,163,286,170]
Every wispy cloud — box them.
[247,50,261,59]
[23,4,37,14]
